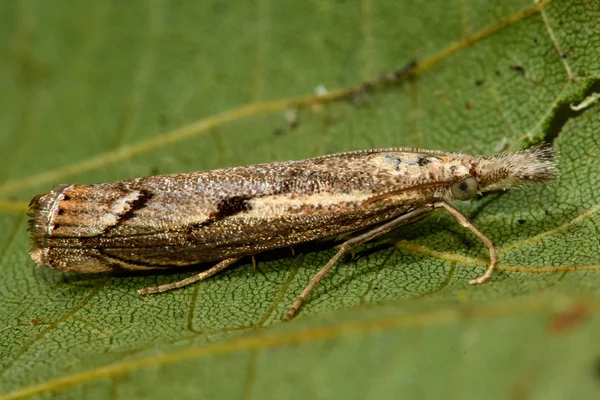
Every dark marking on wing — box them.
[117,189,154,226]
[186,195,255,234]
[469,163,478,177]
[279,170,331,195]
[214,195,253,219]
[103,189,154,234]
[279,170,301,194]
[417,156,430,166]
[383,155,402,170]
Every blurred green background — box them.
[1,0,600,399]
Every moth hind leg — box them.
[137,257,239,295]
[285,204,436,320]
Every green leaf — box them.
[1,0,599,398]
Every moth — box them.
[28,144,556,319]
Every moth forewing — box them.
[28,144,557,319]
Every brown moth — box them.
[28,144,556,319]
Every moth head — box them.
[469,142,557,195]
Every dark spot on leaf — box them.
[475,79,485,86]
[548,303,590,334]
[509,64,525,74]
[594,357,600,381]
[361,82,375,92]
[288,119,299,130]
[518,219,526,224]
[380,60,417,83]
[158,114,168,128]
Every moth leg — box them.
[285,204,436,320]
[137,257,239,295]
[437,201,497,285]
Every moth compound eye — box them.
[451,176,478,201]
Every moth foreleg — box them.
[285,204,436,320]
[137,257,240,295]
[437,201,497,285]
